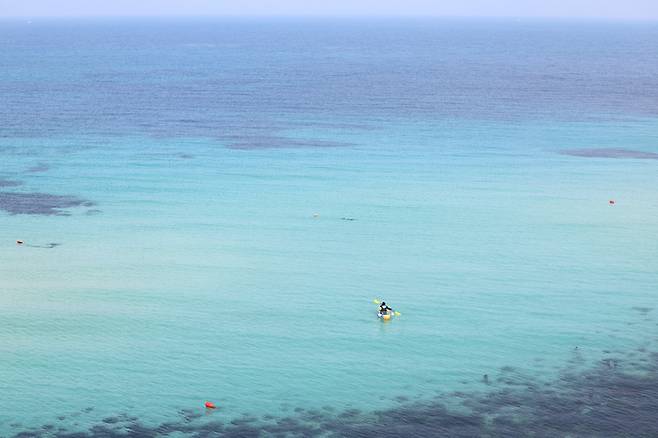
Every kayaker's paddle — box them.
[373,299,401,316]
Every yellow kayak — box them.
[374,300,399,321]
[378,310,393,321]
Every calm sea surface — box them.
[1,18,658,437]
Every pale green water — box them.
[2,119,658,434]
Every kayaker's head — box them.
[380,301,386,306]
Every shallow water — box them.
[1,18,658,437]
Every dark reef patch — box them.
[10,351,658,437]
[0,179,22,187]
[224,135,352,150]
[286,120,378,131]
[26,163,50,173]
[560,148,658,159]
[0,192,94,216]
[25,242,61,249]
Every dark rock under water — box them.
[560,148,658,159]
[0,179,22,187]
[0,192,94,216]
[12,350,658,437]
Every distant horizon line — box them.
[2,14,658,22]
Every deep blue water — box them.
[3,18,658,138]
[1,18,658,437]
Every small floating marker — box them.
[16,240,24,245]
[609,200,615,205]
[204,401,217,409]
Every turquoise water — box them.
[1,19,658,436]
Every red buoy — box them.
[609,200,615,205]
[205,401,216,409]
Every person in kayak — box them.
[379,302,393,316]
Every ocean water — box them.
[1,18,658,437]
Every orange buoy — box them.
[16,240,23,245]
[609,200,615,205]
[205,401,216,409]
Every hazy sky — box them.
[1,0,657,19]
